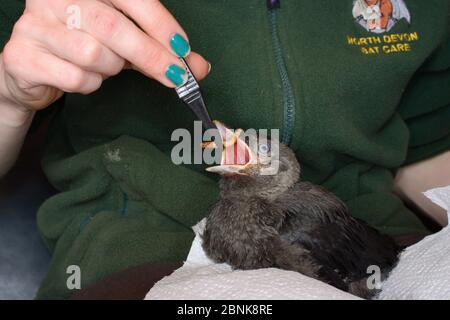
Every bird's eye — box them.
[258,143,269,155]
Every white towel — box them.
[379,185,450,300]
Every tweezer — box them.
[175,58,216,130]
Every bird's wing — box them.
[275,182,398,281]
[352,0,366,19]
[392,0,411,23]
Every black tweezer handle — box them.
[187,94,216,131]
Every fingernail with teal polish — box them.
[170,33,191,58]
[166,64,188,87]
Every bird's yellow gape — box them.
[202,121,254,175]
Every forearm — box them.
[394,151,450,226]
[0,59,35,178]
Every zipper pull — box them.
[267,0,281,10]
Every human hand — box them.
[0,0,210,112]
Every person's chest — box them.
[66,0,449,177]
[168,0,446,136]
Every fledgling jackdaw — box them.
[202,122,399,299]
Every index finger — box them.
[53,0,187,87]
[108,0,192,58]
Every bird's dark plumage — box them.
[202,126,399,299]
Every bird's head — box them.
[203,121,301,200]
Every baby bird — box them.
[202,122,399,299]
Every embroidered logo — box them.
[352,0,411,34]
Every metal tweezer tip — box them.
[175,59,216,130]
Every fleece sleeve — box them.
[399,25,450,165]
[35,112,220,299]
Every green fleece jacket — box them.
[1,0,450,299]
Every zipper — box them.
[266,1,296,146]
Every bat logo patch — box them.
[352,0,411,34]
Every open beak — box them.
[203,121,254,175]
